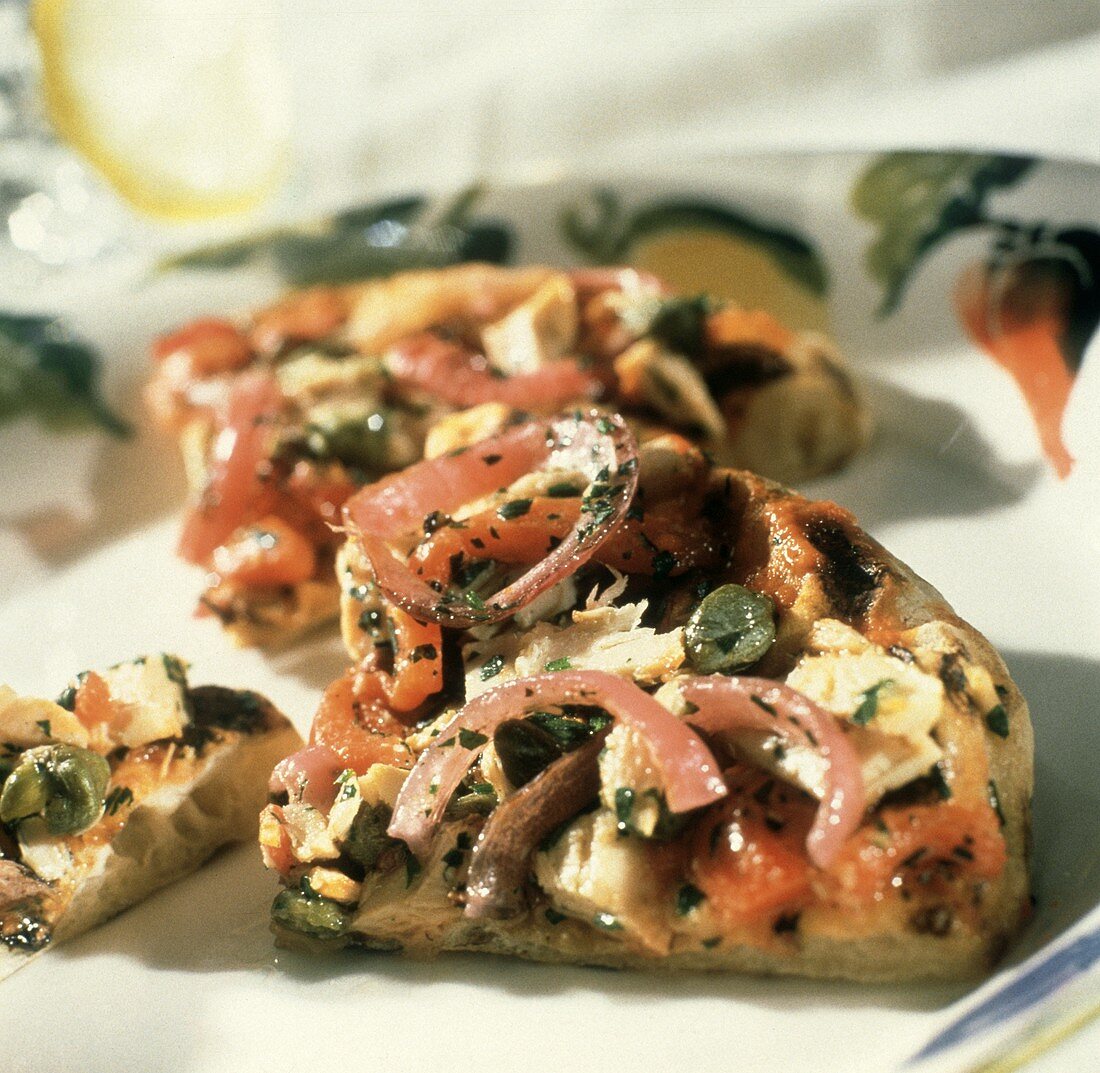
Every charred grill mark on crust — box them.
[803,517,884,619]
[702,343,793,398]
[939,653,969,695]
[909,904,955,937]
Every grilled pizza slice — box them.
[258,414,1029,982]
[148,263,867,647]
[0,655,299,980]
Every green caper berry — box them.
[685,583,776,675]
[0,761,50,824]
[0,745,110,835]
[271,888,350,940]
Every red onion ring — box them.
[345,411,639,628]
[269,744,346,814]
[386,332,599,409]
[679,676,866,870]
[388,670,726,859]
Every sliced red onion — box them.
[388,670,726,859]
[345,411,639,628]
[386,332,598,409]
[679,676,866,870]
[463,729,609,919]
[269,744,346,814]
[178,369,284,564]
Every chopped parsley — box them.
[614,787,635,834]
[544,908,567,925]
[103,786,134,816]
[497,498,533,520]
[480,654,505,681]
[35,720,51,738]
[458,728,489,750]
[544,657,572,672]
[851,679,894,726]
[985,704,1010,739]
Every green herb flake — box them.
[701,937,722,949]
[852,679,894,726]
[497,498,533,521]
[103,786,134,816]
[676,883,706,916]
[544,908,567,925]
[405,854,422,887]
[463,590,487,611]
[750,695,777,717]
[985,704,1010,739]
[480,654,505,681]
[544,657,572,673]
[458,728,489,750]
[614,787,635,834]
[547,481,583,498]
[35,720,51,738]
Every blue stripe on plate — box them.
[907,927,1100,1064]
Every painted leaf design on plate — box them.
[954,224,1100,478]
[0,314,130,436]
[561,189,828,296]
[158,187,512,286]
[851,151,1034,315]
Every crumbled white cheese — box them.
[98,656,190,749]
[463,601,684,699]
[0,686,88,750]
[534,809,671,954]
[481,274,579,374]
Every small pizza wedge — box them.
[148,264,867,647]
[259,414,1029,982]
[0,655,300,980]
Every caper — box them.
[304,411,392,474]
[0,745,110,836]
[343,803,399,871]
[685,583,776,674]
[271,889,350,940]
[494,720,563,788]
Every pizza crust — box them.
[0,690,299,981]
[279,467,1031,981]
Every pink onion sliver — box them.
[388,670,727,860]
[345,421,549,540]
[269,744,346,814]
[679,676,866,870]
[346,412,639,629]
[178,369,284,564]
[386,333,599,409]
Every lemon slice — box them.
[32,0,292,220]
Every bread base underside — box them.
[0,720,299,981]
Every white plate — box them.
[2,154,1098,1073]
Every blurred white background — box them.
[276,0,1100,214]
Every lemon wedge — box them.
[32,0,292,221]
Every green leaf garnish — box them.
[0,313,130,437]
